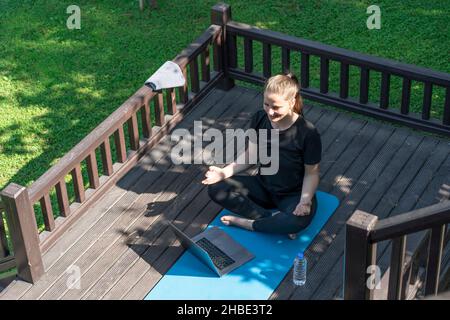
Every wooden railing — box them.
[344,201,450,300]
[1,2,449,286]
[0,4,232,283]
[223,21,450,137]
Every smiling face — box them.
[263,91,295,122]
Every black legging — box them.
[207,174,317,234]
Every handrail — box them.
[28,86,155,204]
[224,20,450,137]
[226,21,450,86]
[370,201,450,243]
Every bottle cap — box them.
[297,252,304,259]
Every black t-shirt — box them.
[247,109,322,195]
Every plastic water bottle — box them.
[293,252,307,286]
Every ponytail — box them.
[284,72,303,116]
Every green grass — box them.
[0,266,16,280]
[0,0,449,241]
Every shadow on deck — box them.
[1,84,449,300]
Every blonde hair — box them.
[263,72,303,115]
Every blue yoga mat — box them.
[145,190,339,300]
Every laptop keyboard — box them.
[195,237,235,270]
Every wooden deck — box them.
[1,85,449,300]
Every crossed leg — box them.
[207,175,275,231]
[208,175,318,237]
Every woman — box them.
[202,73,322,239]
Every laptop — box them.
[166,221,254,277]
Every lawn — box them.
[0,0,448,238]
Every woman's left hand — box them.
[293,201,312,216]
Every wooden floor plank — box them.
[102,187,214,299]
[35,88,254,300]
[0,280,30,300]
[320,113,353,152]
[80,169,208,300]
[319,118,367,175]
[412,145,450,224]
[67,89,261,300]
[122,199,222,300]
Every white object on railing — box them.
[145,61,186,92]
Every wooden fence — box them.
[344,201,450,299]
[224,21,450,137]
[0,2,449,287]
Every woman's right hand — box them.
[201,166,226,185]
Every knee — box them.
[266,212,312,234]
[288,223,307,234]
[289,215,313,234]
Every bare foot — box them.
[220,215,254,231]
[220,216,233,226]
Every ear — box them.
[289,97,296,109]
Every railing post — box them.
[1,183,44,283]
[344,210,378,300]
[211,2,235,90]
